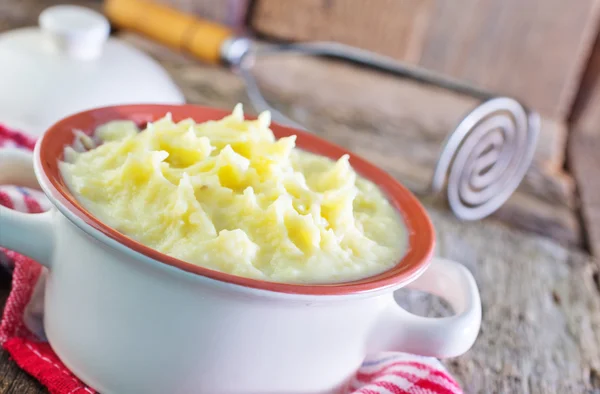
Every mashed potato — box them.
[59,104,407,284]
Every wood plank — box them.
[121,34,580,246]
[561,28,600,259]
[250,0,600,120]
[568,131,600,258]
[569,30,600,136]
[250,0,435,63]
[419,0,600,119]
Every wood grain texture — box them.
[568,131,600,258]
[565,31,600,260]
[570,30,600,136]
[251,0,435,63]
[419,0,600,120]
[421,203,600,394]
[250,0,600,120]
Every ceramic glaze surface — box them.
[0,105,481,394]
[44,213,384,393]
[0,6,184,136]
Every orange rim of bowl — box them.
[37,104,435,296]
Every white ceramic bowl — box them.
[0,104,481,394]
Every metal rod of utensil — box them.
[105,0,540,222]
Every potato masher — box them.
[105,0,540,221]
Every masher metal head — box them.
[222,38,541,222]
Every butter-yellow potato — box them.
[60,104,407,284]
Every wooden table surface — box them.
[1,1,600,393]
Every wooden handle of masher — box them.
[104,0,234,64]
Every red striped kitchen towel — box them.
[0,125,463,394]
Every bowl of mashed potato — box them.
[0,104,481,394]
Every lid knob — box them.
[39,5,110,60]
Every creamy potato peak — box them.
[59,104,407,283]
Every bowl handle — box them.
[369,257,482,358]
[0,148,54,268]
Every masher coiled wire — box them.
[224,39,540,221]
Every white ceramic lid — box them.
[0,5,185,137]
